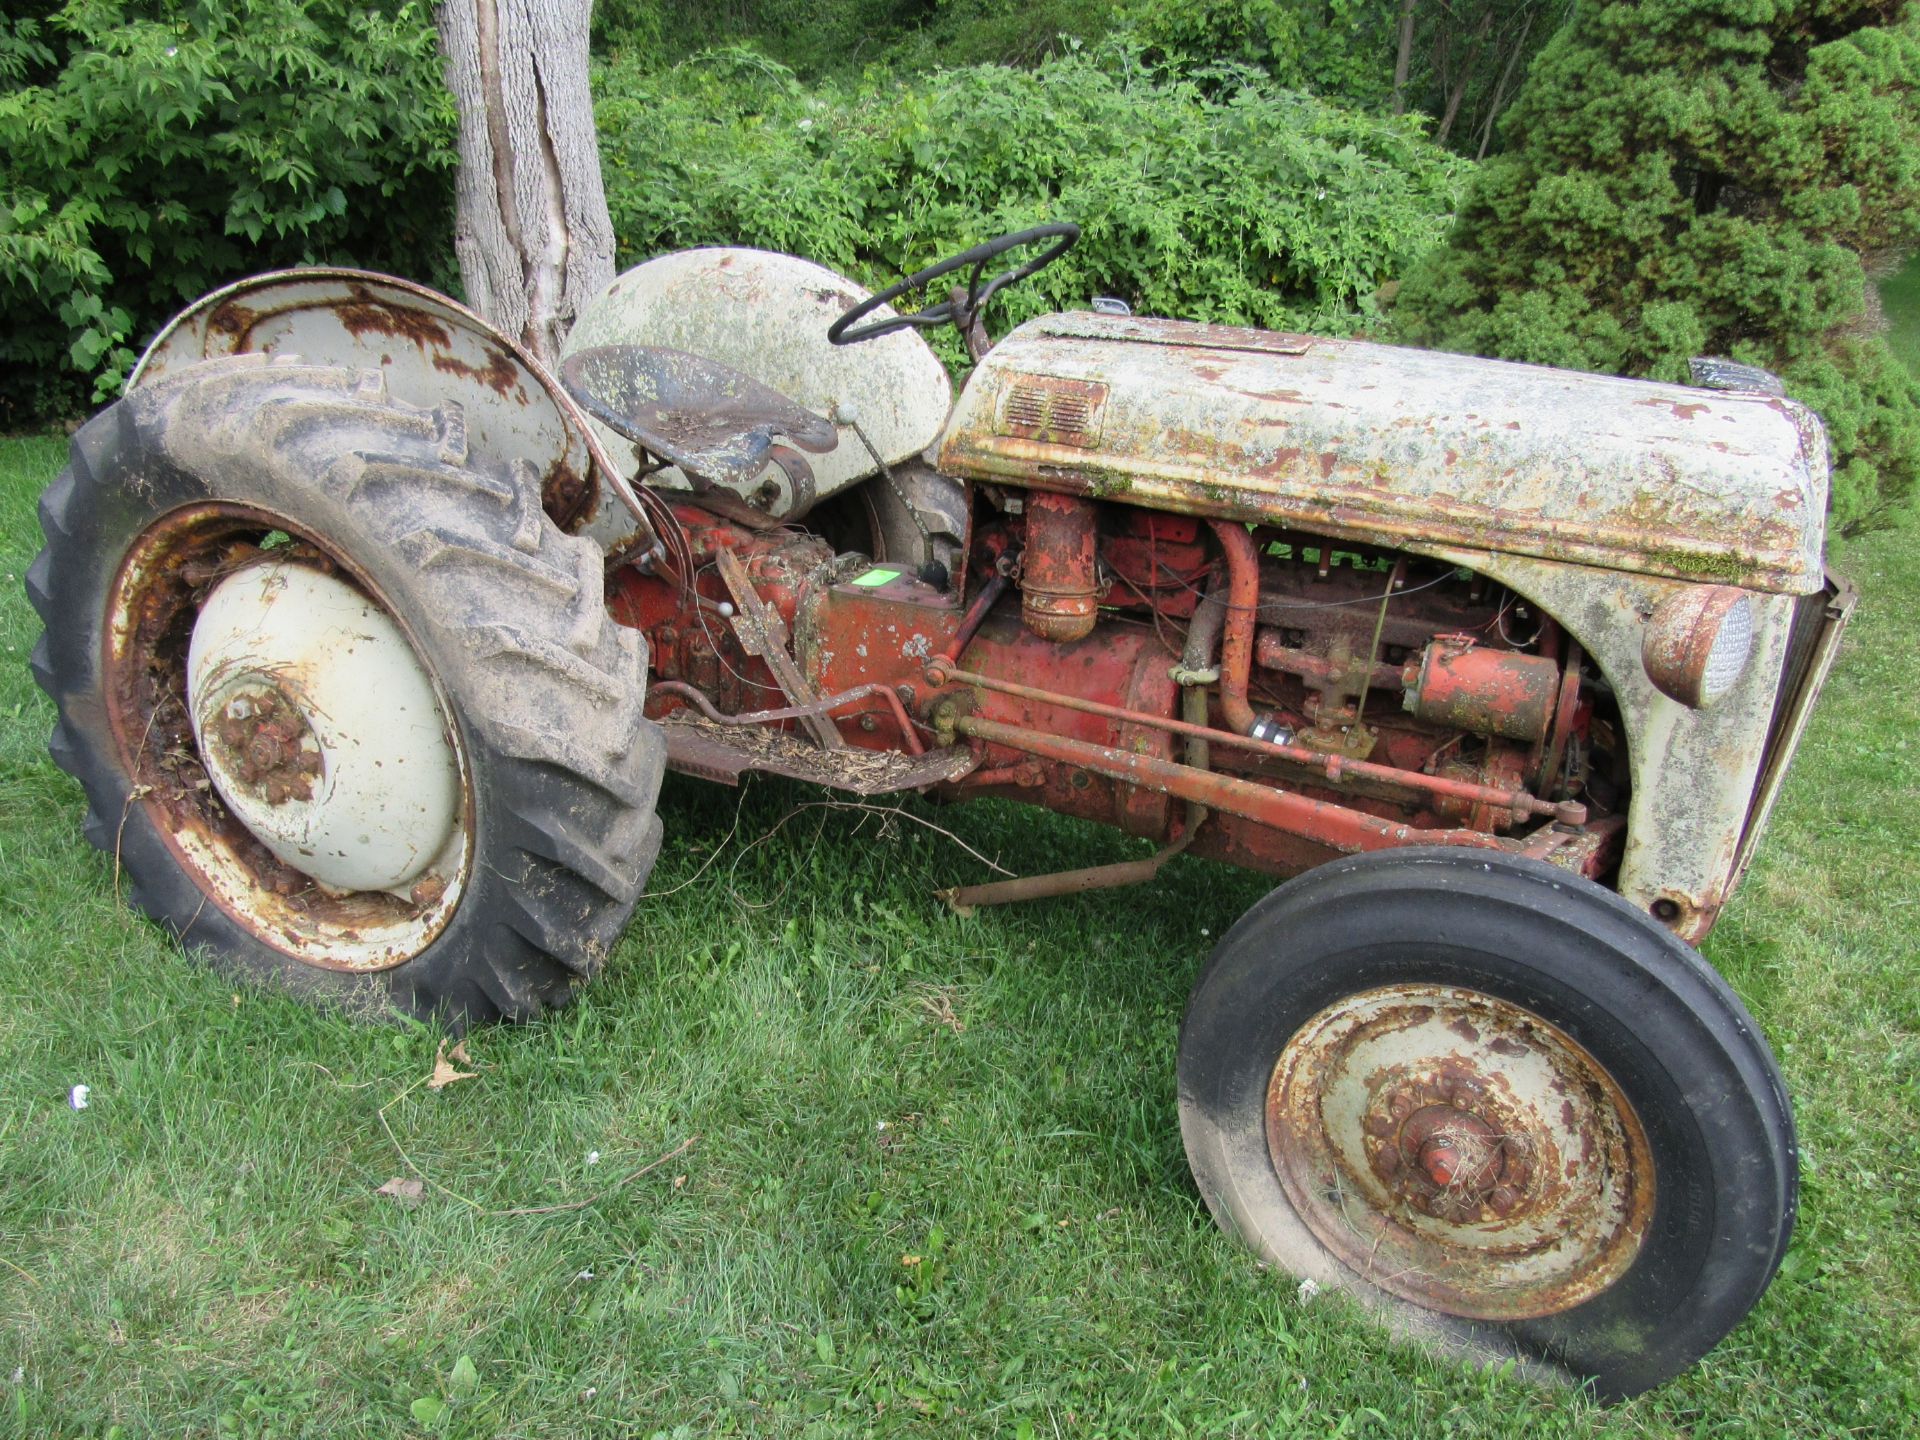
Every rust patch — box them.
[206,300,259,342]
[335,285,454,351]
[1264,985,1654,1322]
[205,684,323,806]
[431,343,522,401]
[541,457,594,531]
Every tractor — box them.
[28,225,1853,1396]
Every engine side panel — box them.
[939,313,1828,595]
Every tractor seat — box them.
[559,345,839,500]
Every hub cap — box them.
[186,561,461,895]
[1266,984,1654,1320]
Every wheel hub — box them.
[203,681,324,807]
[1266,984,1655,1320]
[186,559,462,895]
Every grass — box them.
[1882,253,1920,377]
[1,430,1915,1439]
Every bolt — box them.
[1420,1139,1463,1188]
[858,714,879,733]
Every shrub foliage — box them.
[594,40,1467,352]
[0,0,455,423]
[1394,0,1920,532]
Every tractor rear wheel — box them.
[28,357,665,1026]
[1178,848,1795,1397]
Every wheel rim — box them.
[104,503,473,972]
[1265,983,1655,1321]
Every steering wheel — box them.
[827,223,1080,347]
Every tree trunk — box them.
[1435,11,1494,147]
[1391,0,1418,115]
[1476,14,1533,160]
[436,0,614,368]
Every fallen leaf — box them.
[375,1176,425,1207]
[427,1039,478,1090]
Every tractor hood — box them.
[938,313,1828,594]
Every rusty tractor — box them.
[28,227,1853,1396]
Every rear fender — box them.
[131,268,603,530]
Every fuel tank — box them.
[938,313,1828,595]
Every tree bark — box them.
[1475,14,1533,161]
[1391,0,1418,114]
[436,0,614,367]
[1435,10,1494,147]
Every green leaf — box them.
[408,1396,446,1427]
[447,1354,478,1399]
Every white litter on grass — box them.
[575,1268,595,1282]
[68,1085,90,1111]
[1297,1277,1321,1303]
[586,1151,601,1166]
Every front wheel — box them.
[1177,849,1795,1398]
[28,357,666,1026]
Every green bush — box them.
[0,0,456,425]
[595,1,1125,75]
[1120,0,1395,107]
[595,39,1468,355]
[1394,0,1920,534]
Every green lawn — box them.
[1,432,1915,1439]
[1884,254,1920,377]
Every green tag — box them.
[850,568,901,588]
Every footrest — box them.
[661,718,976,795]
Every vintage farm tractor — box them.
[29,225,1853,1395]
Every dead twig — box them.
[489,1135,698,1217]
[765,799,1013,877]
[377,1073,484,1212]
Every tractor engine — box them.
[612,488,1624,886]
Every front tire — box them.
[1177,849,1795,1397]
[28,357,665,1026]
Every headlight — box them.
[1642,586,1754,708]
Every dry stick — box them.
[783,799,1014,877]
[112,706,163,904]
[377,1071,696,1217]
[646,781,755,898]
[489,1135,698,1217]
[377,1073,484,1212]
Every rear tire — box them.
[28,356,665,1026]
[1178,848,1795,1397]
